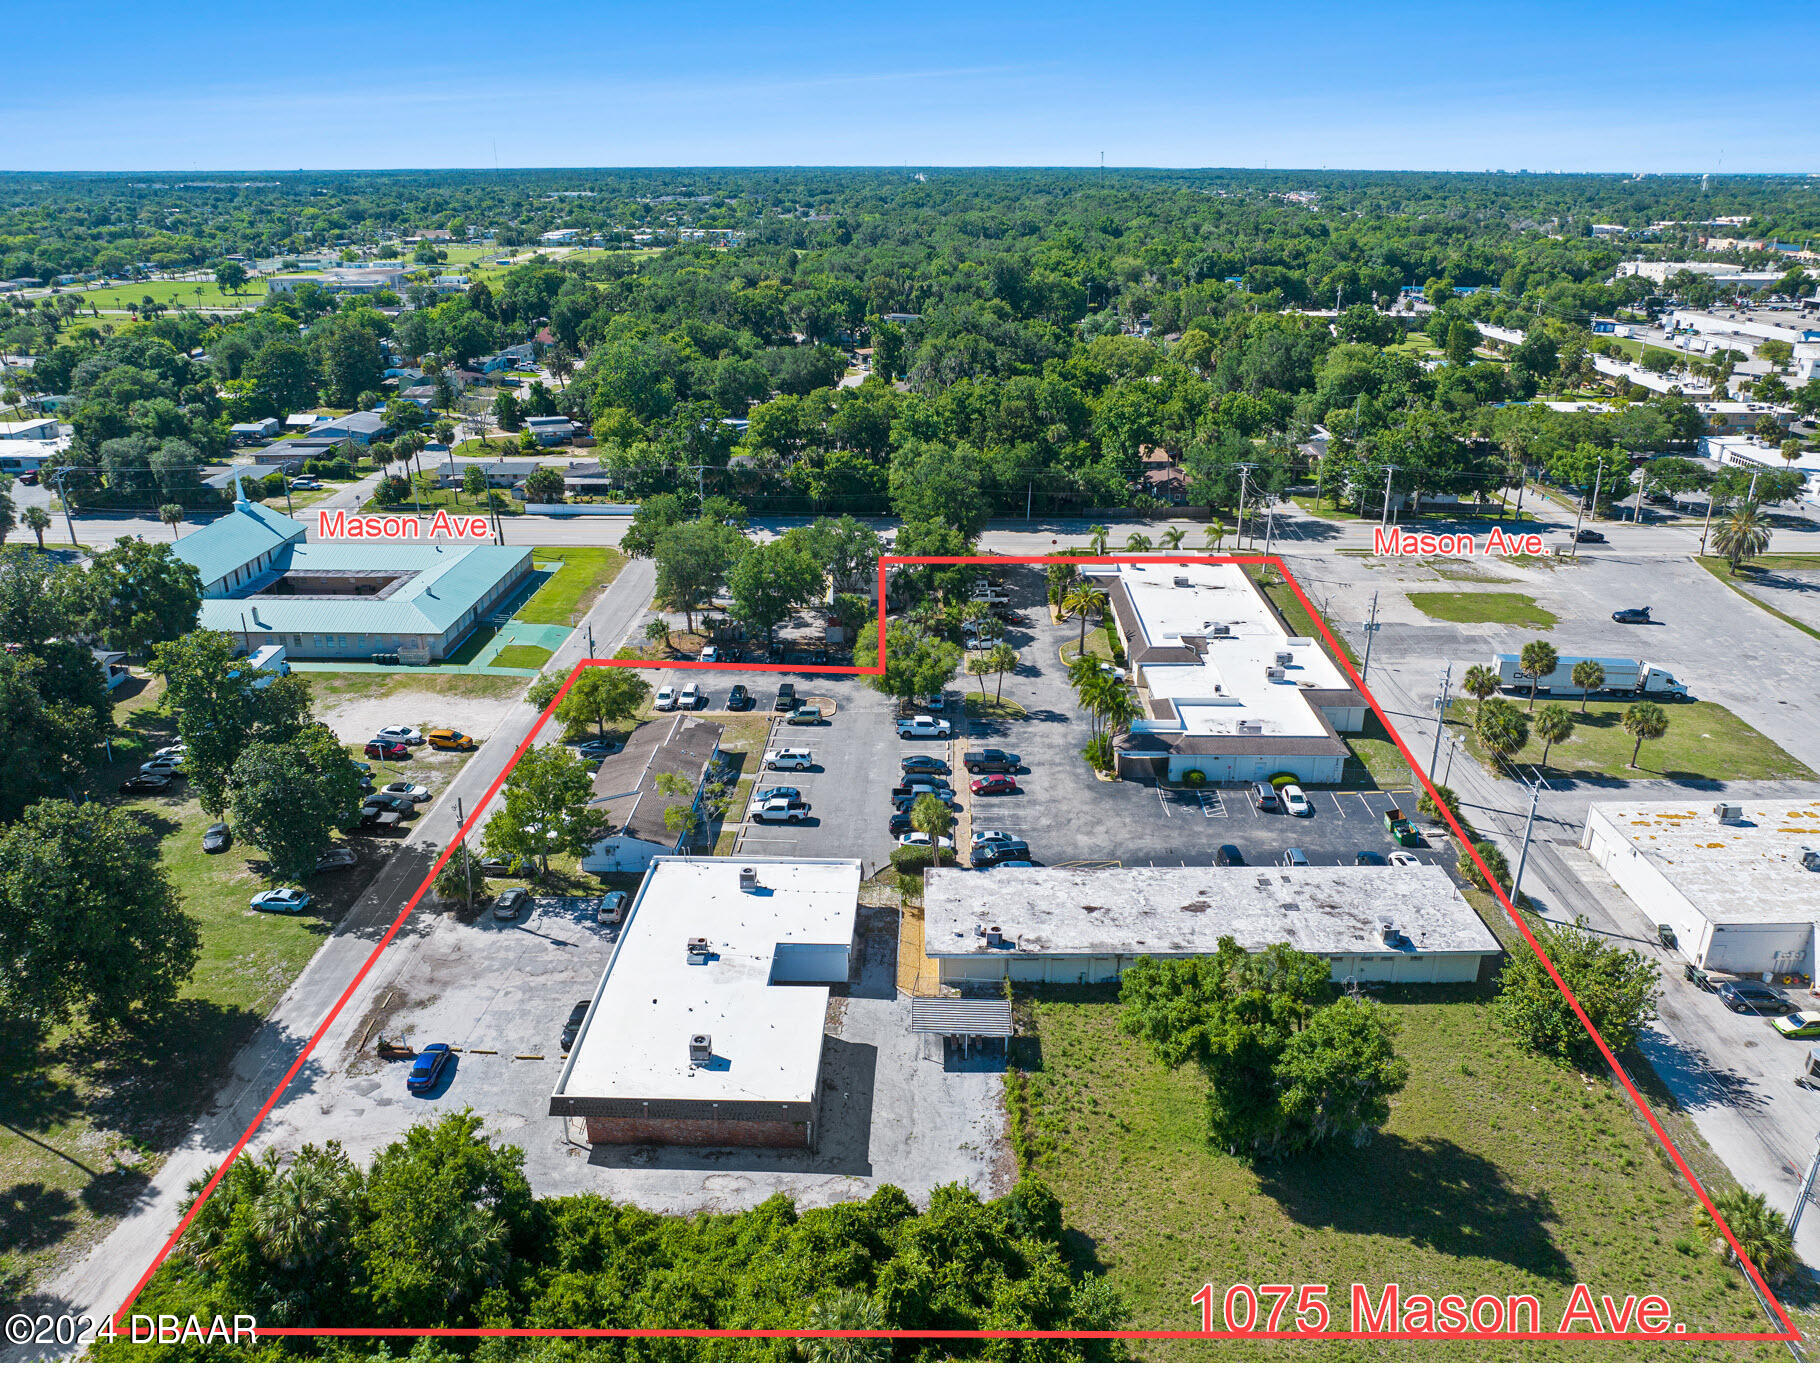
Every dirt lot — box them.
[309,683,530,746]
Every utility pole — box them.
[1262,493,1277,558]
[586,623,595,659]
[1789,1131,1820,1244]
[1427,663,1453,781]
[1234,464,1253,550]
[454,796,474,912]
[1380,464,1395,528]
[1511,775,1543,906]
[1570,457,1606,558]
[55,471,78,546]
[1360,590,1380,682]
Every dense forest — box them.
[4,168,1818,521]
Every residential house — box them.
[579,715,723,874]
[0,417,63,442]
[230,417,282,443]
[305,411,390,446]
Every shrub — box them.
[1493,914,1661,1067]
[1418,783,1461,823]
[1183,768,1207,787]
[1459,838,1510,890]
[1269,771,1299,789]
[1081,732,1115,773]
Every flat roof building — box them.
[1090,562,1366,785]
[1581,799,1820,978]
[923,864,1501,987]
[549,857,861,1149]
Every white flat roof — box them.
[1587,799,1820,925]
[552,857,860,1107]
[1106,564,1352,739]
[924,865,1501,959]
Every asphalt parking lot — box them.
[957,568,1456,870]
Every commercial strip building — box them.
[922,864,1502,987]
[1581,799,1820,979]
[171,494,532,662]
[580,715,723,874]
[1090,562,1368,785]
[549,857,861,1149]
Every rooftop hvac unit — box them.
[1265,666,1285,681]
[1236,719,1263,735]
[688,1034,712,1063]
[1174,574,1194,587]
[1713,802,1743,824]
[1379,916,1399,947]
[686,936,711,964]
[1275,651,1292,666]
[1804,849,1820,872]
[738,865,759,892]
[1210,623,1231,637]
[984,926,1003,947]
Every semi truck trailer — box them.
[1491,653,1689,700]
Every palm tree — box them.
[1462,663,1500,705]
[1161,525,1186,551]
[1714,499,1772,574]
[1622,701,1669,770]
[158,502,183,539]
[22,505,50,549]
[1533,704,1575,772]
[250,1154,355,1275]
[1087,523,1109,555]
[1569,659,1604,713]
[1698,1188,1797,1283]
[1125,531,1152,552]
[910,793,954,842]
[1203,520,1227,552]
[1475,697,1531,767]
[644,618,671,653]
[1517,639,1559,711]
[798,1291,890,1363]
[1060,584,1109,660]
[1092,680,1142,737]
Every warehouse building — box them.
[549,857,861,1149]
[1090,562,1368,785]
[172,491,532,662]
[922,864,1502,987]
[1581,799,1820,978]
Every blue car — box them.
[406,1043,452,1095]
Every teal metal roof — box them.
[171,502,307,590]
[201,543,531,637]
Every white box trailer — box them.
[1492,653,1688,700]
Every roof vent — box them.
[738,865,759,892]
[688,1033,712,1063]
[1713,802,1743,825]
[686,936,710,964]
[1379,915,1399,947]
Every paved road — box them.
[3,557,655,1362]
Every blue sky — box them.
[6,0,1817,172]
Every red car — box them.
[970,773,1019,796]
[364,739,410,760]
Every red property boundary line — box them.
[112,553,1800,1348]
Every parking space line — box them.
[1331,792,1347,818]
[1155,787,1172,817]
[1199,790,1225,819]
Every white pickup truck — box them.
[896,714,952,740]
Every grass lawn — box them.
[1340,709,1418,791]
[1696,555,1820,645]
[292,670,528,702]
[74,279,269,312]
[361,485,524,517]
[514,546,628,626]
[1410,591,1559,629]
[492,644,554,668]
[0,676,356,1306]
[1059,626,1115,664]
[1450,698,1812,783]
[1013,986,1779,1360]
[961,692,1028,719]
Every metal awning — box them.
[910,998,1013,1037]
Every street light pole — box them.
[1511,775,1543,906]
[1428,663,1453,782]
[1789,1131,1820,1243]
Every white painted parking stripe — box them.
[1155,787,1172,817]
[1331,792,1347,818]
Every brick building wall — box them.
[583,1115,809,1148]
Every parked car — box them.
[251,887,313,914]
[1719,980,1791,1014]
[699,645,720,663]
[494,886,530,920]
[727,684,753,710]
[1252,781,1281,812]
[754,785,802,805]
[680,682,701,708]
[896,715,951,740]
[597,891,628,927]
[924,693,949,712]
[121,772,175,794]
[972,828,1019,847]
[654,685,678,711]
[406,1042,452,1095]
[383,781,432,802]
[312,846,358,873]
[1354,851,1388,866]
[894,786,958,810]
[888,811,914,835]
[1612,607,1652,624]
[965,636,996,651]
[365,739,410,760]
[1388,851,1421,867]
[786,704,823,726]
[1215,844,1244,866]
[971,773,1019,796]
[1281,848,1311,868]
[1281,784,1311,817]
[1772,1012,1820,1040]
[774,682,797,711]
[572,738,617,761]
[356,808,402,832]
[153,743,188,760]
[362,792,418,816]
[427,729,475,751]
[898,832,954,850]
[971,838,1031,868]
[1573,528,1606,543]
[963,748,1020,774]
[891,776,952,797]
[901,754,950,777]
[561,1001,591,1051]
[765,748,814,771]
[376,725,424,746]
[141,755,185,776]
[202,822,232,853]
[751,798,809,824]
[479,855,520,876]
